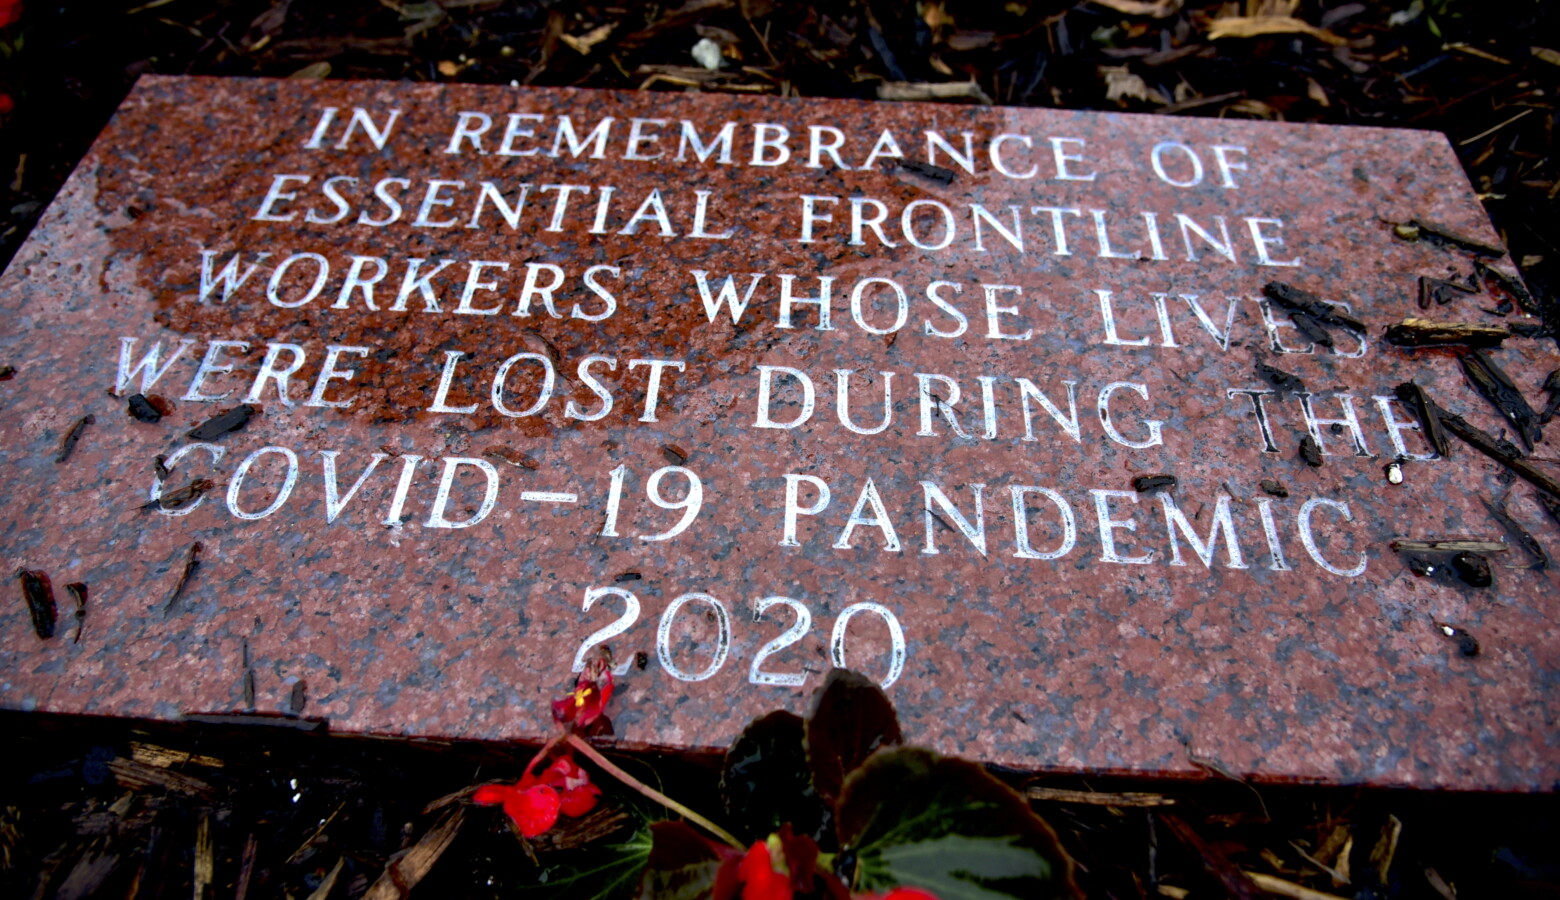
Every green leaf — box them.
[635,821,737,900]
[513,816,653,900]
[837,747,1080,900]
[722,710,830,844]
[805,669,902,807]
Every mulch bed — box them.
[1,1,1558,898]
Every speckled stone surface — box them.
[1,75,1556,789]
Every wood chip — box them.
[363,808,466,900]
[107,757,216,797]
[878,81,993,104]
[194,814,215,900]
[1459,350,1541,451]
[305,856,346,900]
[1370,814,1403,883]
[187,403,257,441]
[17,568,56,639]
[163,542,202,615]
[1433,402,1560,503]
[55,414,94,464]
[1389,539,1506,552]
[1383,318,1509,348]
[130,743,225,769]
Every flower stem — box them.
[522,734,564,779]
[565,732,744,850]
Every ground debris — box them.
[1262,282,1365,347]
[1459,350,1541,451]
[1383,317,1510,348]
[65,581,86,643]
[1394,382,1450,456]
[1417,274,1477,309]
[126,393,162,422]
[1483,497,1548,569]
[1298,434,1323,467]
[147,477,214,512]
[1428,397,1560,502]
[1435,621,1481,657]
[1027,785,1174,807]
[1451,551,1493,587]
[16,568,56,639]
[107,756,216,797]
[1389,538,1506,553]
[482,446,539,469]
[54,414,93,464]
[1539,369,1560,424]
[1256,362,1304,394]
[187,404,257,441]
[363,808,466,900]
[163,542,202,615]
[1392,217,1505,257]
[1132,473,1176,492]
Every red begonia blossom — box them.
[471,751,601,838]
[0,0,21,28]
[552,656,614,729]
[734,838,793,900]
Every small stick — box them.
[164,542,203,615]
[1244,871,1351,900]
[55,415,94,464]
[1027,786,1174,807]
[1434,404,1560,502]
[565,733,742,849]
[1389,539,1506,552]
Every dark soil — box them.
[1,2,1558,898]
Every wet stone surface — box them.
[1,75,1557,789]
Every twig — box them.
[565,733,743,849]
[1458,108,1533,146]
[1028,786,1175,806]
[1245,871,1351,900]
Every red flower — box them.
[855,889,940,900]
[473,782,560,838]
[552,656,614,730]
[0,0,21,29]
[471,751,601,838]
[735,839,793,900]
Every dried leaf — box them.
[1089,0,1184,17]
[1101,66,1168,104]
[1307,76,1330,106]
[1208,16,1346,46]
[288,61,332,80]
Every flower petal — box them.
[471,784,516,807]
[503,784,562,838]
[736,841,793,900]
[559,782,601,818]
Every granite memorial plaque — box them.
[2,75,1556,789]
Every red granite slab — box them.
[1,75,1556,790]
